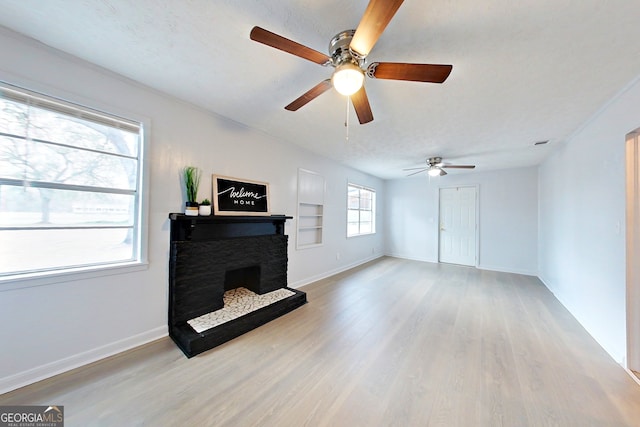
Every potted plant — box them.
[199,198,211,216]
[183,166,201,216]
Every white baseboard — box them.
[536,275,628,367]
[0,326,167,395]
[623,365,640,386]
[289,255,383,289]
[383,252,433,263]
[385,254,538,277]
[476,264,538,276]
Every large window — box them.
[0,82,145,279]
[347,183,376,237]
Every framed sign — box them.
[212,175,270,216]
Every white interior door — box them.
[439,186,477,266]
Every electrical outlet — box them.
[336,252,340,260]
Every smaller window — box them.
[347,184,376,237]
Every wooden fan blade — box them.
[442,165,476,169]
[285,80,332,111]
[350,0,404,57]
[369,62,453,83]
[439,169,448,176]
[403,167,429,171]
[406,169,427,177]
[250,26,331,65]
[351,86,374,124]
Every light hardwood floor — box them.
[2,257,640,426]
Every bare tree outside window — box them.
[0,83,143,277]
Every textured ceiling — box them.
[1,0,640,179]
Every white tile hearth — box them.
[188,287,296,333]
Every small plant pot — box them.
[185,201,199,216]
[199,205,211,216]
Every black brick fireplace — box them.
[168,214,307,357]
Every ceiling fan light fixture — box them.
[331,63,364,96]
[428,167,442,177]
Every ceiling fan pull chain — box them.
[345,96,350,143]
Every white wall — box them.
[0,28,385,393]
[538,76,640,363]
[385,167,538,275]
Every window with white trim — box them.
[347,183,376,237]
[0,82,144,278]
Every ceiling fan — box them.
[404,157,476,177]
[249,0,453,125]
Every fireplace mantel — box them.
[168,213,291,241]
[168,213,306,357]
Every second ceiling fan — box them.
[404,157,476,176]
[250,0,453,125]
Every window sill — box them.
[0,261,149,292]
[347,232,376,238]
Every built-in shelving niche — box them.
[297,168,325,249]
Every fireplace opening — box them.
[225,265,260,293]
